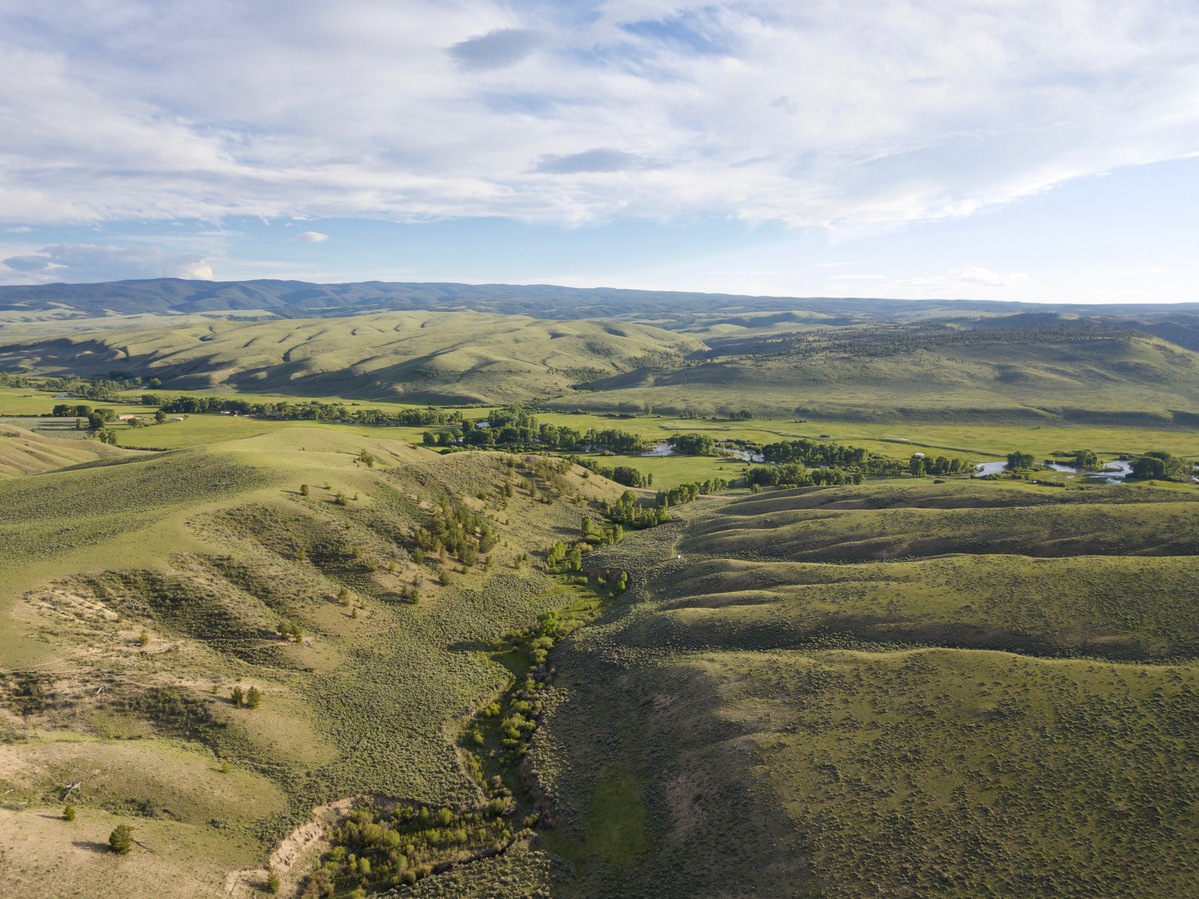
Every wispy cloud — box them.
[0,0,1197,235]
[295,231,329,243]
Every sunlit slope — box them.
[0,423,126,478]
[0,311,702,403]
[691,484,1199,562]
[570,328,1199,423]
[0,428,623,898]
[532,480,1199,897]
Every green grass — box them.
[0,427,631,897]
[525,479,1199,897]
[106,412,433,450]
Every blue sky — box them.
[2,1,1198,303]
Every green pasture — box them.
[0,385,149,417]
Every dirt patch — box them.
[225,796,359,898]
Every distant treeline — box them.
[159,395,464,426]
[424,406,651,455]
[6,372,160,399]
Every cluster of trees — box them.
[51,373,159,399]
[430,406,651,454]
[54,403,167,432]
[759,438,907,476]
[909,454,975,476]
[229,685,262,708]
[1006,451,1038,470]
[668,433,716,455]
[1130,451,1193,482]
[580,515,624,548]
[571,457,652,487]
[412,501,498,567]
[310,801,516,896]
[603,479,718,526]
[761,438,866,467]
[656,478,728,507]
[746,464,865,488]
[607,490,671,528]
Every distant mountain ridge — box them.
[3,277,1197,325]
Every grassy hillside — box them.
[0,312,701,405]
[0,427,629,897]
[4,311,1199,425]
[569,325,1199,424]
[0,423,127,478]
[529,479,1199,897]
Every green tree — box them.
[230,685,245,707]
[63,803,76,821]
[1131,451,1189,481]
[246,686,262,708]
[1006,451,1036,470]
[108,824,134,854]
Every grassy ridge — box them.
[529,479,1199,896]
[0,429,628,897]
[691,485,1199,562]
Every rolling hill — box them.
[530,480,1199,897]
[0,312,702,405]
[3,306,1199,424]
[0,426,626,897]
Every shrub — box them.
[108,824,134,854]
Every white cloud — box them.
[0,244,213,284]
[296,231,329,243]
[0,1,1197,234]
[882,266,1029,298]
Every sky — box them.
[1,0,1198,303]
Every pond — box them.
[723,448,766,463]
[975,460,1133,481]
[641,442,675,457]
[973,461,1007,477]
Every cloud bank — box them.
[1,245,213,283]
[1,1,1197,233]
